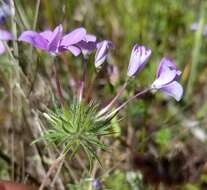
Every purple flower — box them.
[76,34,97,55]
[191,22,207,36]
[0,2,11,23]
[127,44,151,77]
[151,58,183,101]
[92,179,102,190]
[18,25,86,56]
[95,40,114,68]
[0,29,12,54]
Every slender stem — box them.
[79,81,84,102]
[79,57,88,102]
[39,153,65,190]
[85,71,99,102]
[185,2,206,100]
[51,157,64,187]
[97,81,128,117]
[97,88,150,121]
[33,0,41,30]
[53,63,65,107]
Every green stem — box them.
[97,88,150,121]
[97,80,128,117]
[185,2,206,100]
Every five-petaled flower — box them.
[0,28,12,54]
[95,40,114,68]
[151,57,183,101]
[18,25,87,56]
[127,44,151,77]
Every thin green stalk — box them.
[33,0,41,30]
[97,81,128,117]
[10,0,21,112]
[14,0,30,29]
[97,88,150,121]
[185,2,206,100]
[79,57,88,102]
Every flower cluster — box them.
[18,24,114,65]
[0,24,183,102]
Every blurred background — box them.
[0,0,207,189]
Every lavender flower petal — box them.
[152,58,181,89]
[0,40,5,54]
[19,30,48,50]
[152,66,177,89]
[151,57,183,101]
[157,58,175,77]
[76,34,97,55]
[160,81,183,101]
[0,3,11,23]
[48,24,63,52]
[92,179,102,190]
[33,34,48,50]
[190,22,207,37]
[77,40,96,53]
[84,34,96,42]
[95,40,114,68]
[61,27,86,46]
[66,45,81,56]
[18,31,38,44]
[127,44,151,77]
[39,30,53,42]
[0,29,12,40]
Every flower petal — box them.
[152,57,182,89]
[66,45,81,56]
[40,30,53,41]
[18,30,37,43]
[152,66,177,89]
[127,44,151,77]
[61,27,86,46]
[19,30,48,50]
[156,57,178,78]
[160,81,183,101]
[48,24,63,52]
[0,29,12,40]
[95,40,114,68]
[77,40,97,53]
[33,34,48,50]
[0,41,5,54]
[84,34,96,42]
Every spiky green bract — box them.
[39,100,113,170]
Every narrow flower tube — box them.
[95,40,114,68]
[127,44,151,77]
[151,57,183,101]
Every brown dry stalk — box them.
[39,153,65,190]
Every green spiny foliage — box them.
[38,100,113,170]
